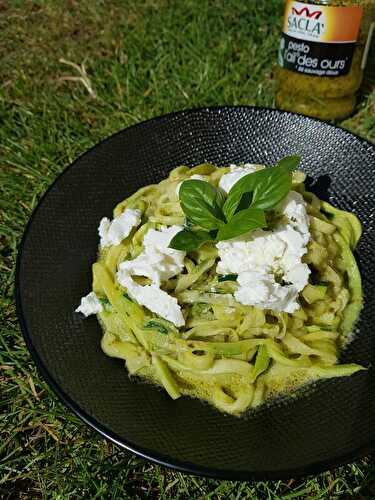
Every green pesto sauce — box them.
[276,0,375,120]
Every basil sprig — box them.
[169,155,301,251]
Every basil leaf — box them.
[251,155,300,210]
[276,154,301,173]
[223,155,301,219]
[223,169,265,220]
[122,293,134,303]
[214,186,226,209]
[222,171,255,219]
[169,228,213,251]
[216,208,266,241]
[218,274,238,282]
[144,321,169,335]
[250,168,292,211]
[99,297,112,311]
[179,180,225,230]
[143,318,178,335]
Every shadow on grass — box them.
[357,456,375,499]
[360,35,375,99]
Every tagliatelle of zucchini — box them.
[92,164,365,416]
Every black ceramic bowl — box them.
[16,106,375,480]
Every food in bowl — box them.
[76,156,364,415]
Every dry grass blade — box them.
[59,58,97,99]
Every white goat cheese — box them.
[216,191,310,313]
[99,208,142,247]
[176,174,206,197]
[117,225,186,327]
[117,273,185,327]
[118,225,185,286]
[219,163,258,193]
[75,292,103,317]
[235,271,296,312]
[279,190,310,244]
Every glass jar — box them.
[276,0,375,120]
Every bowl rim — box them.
[15,105,375,480]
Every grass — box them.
[0,0,374,498]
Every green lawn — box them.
[1,1,374,498]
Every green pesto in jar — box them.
[276,0,375,120]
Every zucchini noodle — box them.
[88,164,365,416]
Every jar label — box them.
[278,1,363,77]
